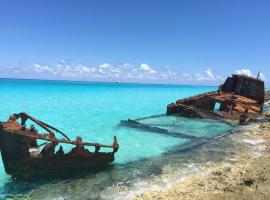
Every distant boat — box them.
[115,81,120,84]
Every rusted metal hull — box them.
[167,74,265,123]
[8,157,115,180]
[0,113,119,180]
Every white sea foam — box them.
[102,168,192,200]
[108,176,190,200]
[51,197,65,200]
[242,138,265,145]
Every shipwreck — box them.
[120,74,265,141]
[0,112,119,179]
[167,74,265,123]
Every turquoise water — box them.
[0,79,233,199]
[135,115,232,138]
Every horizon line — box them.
[0,76,219,87]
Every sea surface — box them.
[0,79,252,199]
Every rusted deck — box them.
[0,112,119,179]
[167,74,265,123]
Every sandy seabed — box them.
[136,104,270,200]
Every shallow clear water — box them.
[136,115,232,138]
[0,79,234,199]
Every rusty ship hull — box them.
[0,113,119,180]
[167,74,265,123]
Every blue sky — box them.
[0,0,269,85]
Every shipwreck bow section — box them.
[167,74,265,122]
[0,112,119,180]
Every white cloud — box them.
[193,69,219,81]
[139,64,156,74]
[98,68,105,74]
[235,69,253,77]
[75,65,96,74]
[59,59,68,65]
[33,62,97,77]
[31,62,224,83]
[99,63,111,68]
[139,64,151,71]
[6,61,259,85]
[120,63,133,69]
[33,64,54,74]
[160,65,177,79]
[172,69,224,83]
[110,68,122,74]
[205,70,214,79]
[235,69,266,81]
[258,72,265,81]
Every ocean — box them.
[0,79,248,199]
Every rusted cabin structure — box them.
[167,74,265,122]
[0,112,119,179]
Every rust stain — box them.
[167,74,265,123]
[0,112,119,179]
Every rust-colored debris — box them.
[167,74,265,123]
[0,112,119,179]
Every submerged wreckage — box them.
[120,74,265,140]
[0,112,119,179]
[167,74,265,123]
